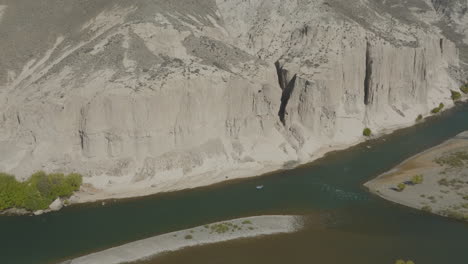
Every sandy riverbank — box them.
[59,215,302,264]
[70,116,428,205]
[365,131,468,220]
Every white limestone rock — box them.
[49,198,64,211]
[0,0,466,200]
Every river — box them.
[1,103,468,264]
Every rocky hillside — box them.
[429,0,468,73]
[0,0,465,199]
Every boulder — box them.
[49,198,63,211]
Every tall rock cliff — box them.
[0,0,464,199]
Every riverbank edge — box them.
[3,101,467,216]
[69,101,468,204]
[60,215,302,264]
[364,130,468,221]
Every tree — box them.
[363,128,372,137]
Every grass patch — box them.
[451,90,462,101]
[431,103,444,114]
[397,183,406,192]
[184,234,193,239]
[434,151,468,168]
[210,223,231,234]
[242,220,252,225]
[363,128,372,137]
[0,171,82,211]
[411,174,423,184]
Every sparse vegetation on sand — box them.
[208,221,248,234]
[366,132,468,223]
[434,151,468,168]
[411,175,423,184]
[0,171,82,211]
[397,183,406,192]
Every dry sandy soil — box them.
[60,215,302,264]
[365,131,468,221]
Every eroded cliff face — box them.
[0,0,463,198]
[427,0,468,72]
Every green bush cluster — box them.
[461,83,468,94]
[451,90,462,101]
[0,172,82,211]
[209,222,243,234]
[363,128,372,137]
[415,114,423,122]
[411,175,424,184]
[431,103,444,114]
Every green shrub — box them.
[363,128,372,137]
[210,223,230,234]
[431,103,444,114]
[411,175,424,184]
[0,172,82,211]
[415,114,423,122]
[451,90,462,101]
[397,183,406,192]
[461,83,468,94]
[184,234,193,239]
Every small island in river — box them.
[61,215,302,264]
[365,131,468,221]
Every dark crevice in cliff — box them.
[364,42,372,105]
[79,130,85,151]
[275,61,298,125]
[278,75,297,126]
[440,38,444,53]
[275,61,287,91]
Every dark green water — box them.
[1,104,468,264]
